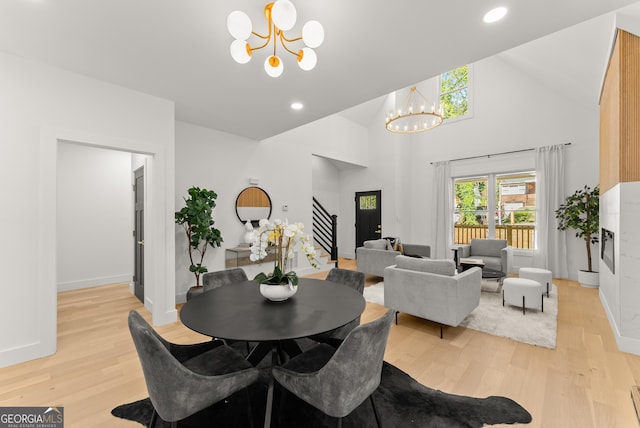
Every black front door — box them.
[355,190,382,251]
[134,167,144,303]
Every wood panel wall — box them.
[619,30,640,184]
[600,29,640,194]
[600,31,620,194]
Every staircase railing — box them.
[312,197,338,267]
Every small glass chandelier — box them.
[227,0,324,78]
[385,86,444,134]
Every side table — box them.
[459,257,485,272]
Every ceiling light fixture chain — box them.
[385,86,444,134]
[227,0,324,78]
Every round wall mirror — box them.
[235,187,272,227]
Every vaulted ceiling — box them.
[1,0,639,140]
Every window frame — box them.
[452,169,537,251]
[439,64,473,125]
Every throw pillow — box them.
[396,255,456,276]
[382,236,400,251]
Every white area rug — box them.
[364,281,558,349]
[363,282,385,305]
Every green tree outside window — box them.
[440,65,469,120]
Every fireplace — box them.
[601,228,614,274]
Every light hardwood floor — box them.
[1,259,640,427]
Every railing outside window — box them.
[454,224,535,249]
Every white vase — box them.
[578,270,599,288]
[259,281,298,301]
[243,221,255,244]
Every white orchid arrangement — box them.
[249,218,318,285]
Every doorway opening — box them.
[56,143,145,295]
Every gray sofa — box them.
[356,240,431,277]
[383,255,481,337]
[401,243,431,258]
[356,239,400,277]
[457,238,513,274]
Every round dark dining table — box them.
[180,277,366,360]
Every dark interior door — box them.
[134,167,144,303]
[355,190,382,251]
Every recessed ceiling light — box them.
[291,102,304,110]
[483,7,507,23]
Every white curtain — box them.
[534,144,567,277]
[432,161,452,259]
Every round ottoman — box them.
[519,267,552,297]
[502,277,544,315]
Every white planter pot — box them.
[259,282,298,301]
[578,270,599,288]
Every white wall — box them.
[337,94,406,258]
[316,54,600,273]
[174,116,369,300]
[311,156,341,215]
[0,51,175,368]
[394,55,600,279]
[174,124,258,297]
[57,143,133,291]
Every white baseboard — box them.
[0,340,55,368]
[57,274,132,292]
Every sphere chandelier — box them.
[227,1,324,78]
[385,86,444,134]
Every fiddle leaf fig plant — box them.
[175,187,223,286]
[555,185,599,272]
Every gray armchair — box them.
[384,256,481,338]
[128,310,259,428]
[457,238,512,274]
[273,310,394,428]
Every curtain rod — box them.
[430,142,572,164]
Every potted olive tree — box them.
[555,185,599,288]
[175,186,223,299]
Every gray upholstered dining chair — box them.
[273,309,394,428]
[308,268,366,345]
[128,310,259,428]
[202,267,253,354]
[203,267,248,292]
